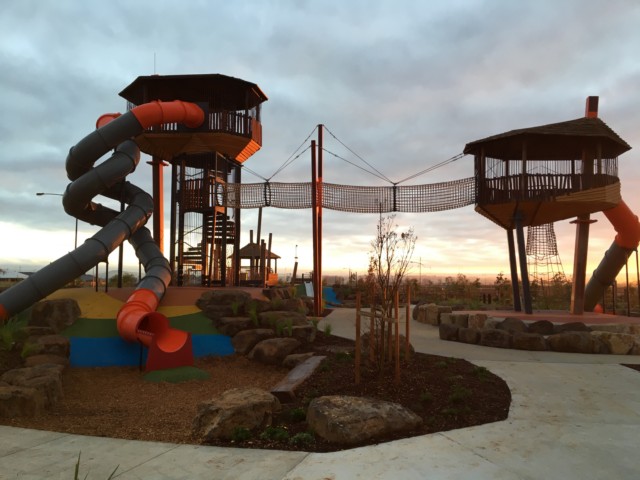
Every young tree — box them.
[368,214,417,317]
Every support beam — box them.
[147,157,168,252]
[570,96,599,314]
[507,228,522,312]
[514,212,532,314]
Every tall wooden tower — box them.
[119,74,268,286]
[463,98,630,313]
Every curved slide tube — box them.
[0,100,204,371]
[584,200,640,312]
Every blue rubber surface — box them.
[68,334,234,367]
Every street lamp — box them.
[35,192,78,249]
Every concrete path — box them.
[1,308,639,479]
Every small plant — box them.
[20,341,40,359]
[289,432,315,447]
[275,321,286,336]
[230,301,241,316]
[285,319,293,337]
[448,385,472,404]
[472,365,491,380]
[247,302,259,326]
[419,389,434,403]
[323,323,333,336]
[334,351,352,363]
[310,318,320,332]
[231,427,252,442]
[288,407,306,423]
[74,452,119,480]
[259,426,290,441]
[435,360,448,369]
[271,298,284,310]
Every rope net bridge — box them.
[216,177,476,213]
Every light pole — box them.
[35,192,78,249]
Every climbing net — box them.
[217,177,476,213]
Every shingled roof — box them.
[463,117,631,160]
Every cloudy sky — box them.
[1,0,640,284]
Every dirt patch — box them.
[1,333,511,452]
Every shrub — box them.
[289,432,315,447]
[288,407,306,422]
[323,323,333,336]
[260,426,290,441]
[231,427,252,442]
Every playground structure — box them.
[0,77,638,371]
[0,73,269,371]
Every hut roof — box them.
[236,243,281,260]
[119,73,268,110]
[463,117,631,160]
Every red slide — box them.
[584,200,640,312]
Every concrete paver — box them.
[1,308,639,479]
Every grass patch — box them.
[143,366,210,383]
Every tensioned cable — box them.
[395,152,467,184]
[324,126,393,184]
[267,126,318,180]
[322,148,394,183]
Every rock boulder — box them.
[192,387,280,441]
[307,395,422,445]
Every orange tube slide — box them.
[114,100,203,350]
[603,200,640,249]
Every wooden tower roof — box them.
[464,117,631,160]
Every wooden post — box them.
[355,292,361,385]
[394,290,400,385]
[507,228,522,312]
[317,125,324,317]
[311,140,320,316]
[405,283,411,361]
[570,96,599,314]
[147,157,167,252]
[514,212,533,314]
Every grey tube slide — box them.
[0,102,203,325]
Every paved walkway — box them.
[1,309,639,479]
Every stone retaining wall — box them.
[430,309,640,355]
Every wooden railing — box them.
[137,107,261,145]
[478,173,618,204]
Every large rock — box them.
[217,317,255,336]
[22,335,70,358]
[1,364,64,408]
[24,354,69,368]
[591,331,636,355]
[512,332,547,351]
[480,329,512,349]
[527,320,555,335]
[438,324,459,341]
[412,301,429,321]
[29,298,80,333]
[468,313,488,329]
[497,317,528,334]
[258,311,309,329]
[423,304,452,326]
[457,327,479,344]
[290,325,316,344]
[197,290,252,320]
[307,395,422,445]
[231,329,274,355]
[554,322,591,334]
[248,337,301,365]
[192,387,280,441]
[547,332,598,354]
[441,313,469,328]
[0,385,45,417]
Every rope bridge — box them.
[217,177,476,213]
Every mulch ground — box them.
[1,332,512,453]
